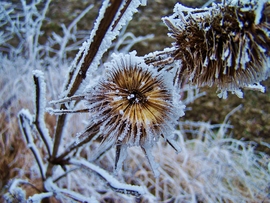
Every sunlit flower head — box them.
[85,52,184,175]
[163,0,270,98]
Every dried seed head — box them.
[85,52,183,175]
[164,1,270,98]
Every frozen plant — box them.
[146,0,270,98]
[1,0,270,202]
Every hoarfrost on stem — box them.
[32,70,53,155]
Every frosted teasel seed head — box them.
[85,52,183,176]
[163,1,270,98]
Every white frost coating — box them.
[18,109,46,179]
[233,89,244,98]
[86,0,142,77]
[254,0,268,24]
[18,108,33,123]
[140,0,147,6]
[115,145,128,173]
[69,158,147,196]
[28,192,53,203]
[245,83,265,93]
[3,179,29,202]
[32,70,53,155]
[44,178,98,203]
[143,145,160,177]
[113,95,123,101]
[62,0,142,98]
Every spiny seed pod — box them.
[85,52,183,176]
[163,0,270,98]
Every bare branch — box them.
[18,109,46,180]
[44,178,98,203]
[68,158,147,197]
[33,70,53,157]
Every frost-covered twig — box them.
[69,158,147,197]
[3,179,27,202]
[50,1,124,166]
[18,109,46,180]
[28,192,53,203]
[33,70,53,157]
[53,124,100,163]
[62,0,124,97]
[44,178,98,203]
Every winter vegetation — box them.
[1,0,270,202]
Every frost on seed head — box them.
[163,1,270,98]
[84,51,184,174]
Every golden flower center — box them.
[127,90,147,104]
[104,66,171,126]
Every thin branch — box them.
[49,95,85,105]
[33,70,52,157]
[68,158,147,197]
[53,167,80,183]
[18,110,46,180]
[47,108,89,115]
[44,178,98,203]
[52,123,101,164]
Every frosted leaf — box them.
[3,187,26,203]
[142,145,160,177]
[140,0,147,6]
[115,144,128,173]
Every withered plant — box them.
[1,0,270,202]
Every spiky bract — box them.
[84,52,182,172]
[164,1,270,97]
[86,53,176,146]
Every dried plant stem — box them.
[53,123,100,164]
[48,0,124,176]
[144,49,175,71]
[33,73,52,157]
[18,111,46,181]
[68,158,146,197]
[64,0,124,97]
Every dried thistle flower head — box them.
[85,52,184,176]
[163,0,270,98]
